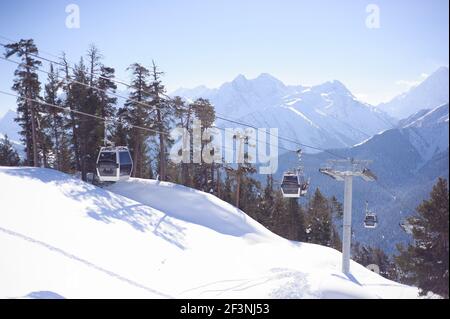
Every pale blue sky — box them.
[0,0,448,116]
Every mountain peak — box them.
[314,80,351,95]
[378,65,449,119]
[433,65,449,75]
[232,74,248,83]
[0,109,20,142]
[426,66,450,85]
[254,73,285,86]
[255,72,279,81]
[1,109,16,120]
[230,73,284,86]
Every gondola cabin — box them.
[364,213,378,229]
[281,171,308,198]
[363,201,378,229]
[96,146,133,182]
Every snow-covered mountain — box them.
[0,110,24,157]
[378,66,449,119]
[0,167,418,298]
[399,104,449,162]
[0,109,20,142]
[172,74,394,152]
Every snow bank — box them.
[107,178,275,240]
[0,167,419,298]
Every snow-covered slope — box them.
[172,74,394,151]
[362,103,449,163]
[0,167,417,299]
[378,66,449,119]
[401,104,449,162]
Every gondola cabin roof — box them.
[100,146,130,152]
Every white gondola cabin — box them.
[281,171,309,198]
[363,202,378,229]
[96,146,133,182]
[364,213,378,228]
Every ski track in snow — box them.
[0,226,174,299]
[179,269,318,298]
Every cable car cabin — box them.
[281,172,308,198]
[96,146,133,182]
[364,213,378,229]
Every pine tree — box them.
[330,195,343,219]
[172,96,194,186]
[192,98,216,191]
[271,189,288,235]
[305,188,339,247]
[239,176,262,218]
[121,63,153,178]
[113,108,129,147]
[148,61,172,181]
[0,135,20,166]
[81,46,112,180]
[69,57,95,180]
[329,195,343,250]
[222,170,234,204]
[58,47,115,180]
[61,53,81,172]
[94,65,117,147]
[395,178,449,298]
[85,46,118,151]
[4,39,43,167]
[57,132,73,173]
[287,198,307,241]
[43,63,66,170]
[353,242,398,281]
[259,175,276,227]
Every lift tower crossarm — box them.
[319,159,376,275]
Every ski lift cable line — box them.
[0,89,169,136]
[0,56,298,155]
[0,35,251,122]
[0,55,161,116]
[0,40,345,156]
[0,52,334,157]
[0,88,297,158]
[0,38,228,118]
[0,46,292,149]
[0,46,317,154]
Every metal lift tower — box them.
[319,159,377,275]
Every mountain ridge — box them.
[171,73,395,152]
